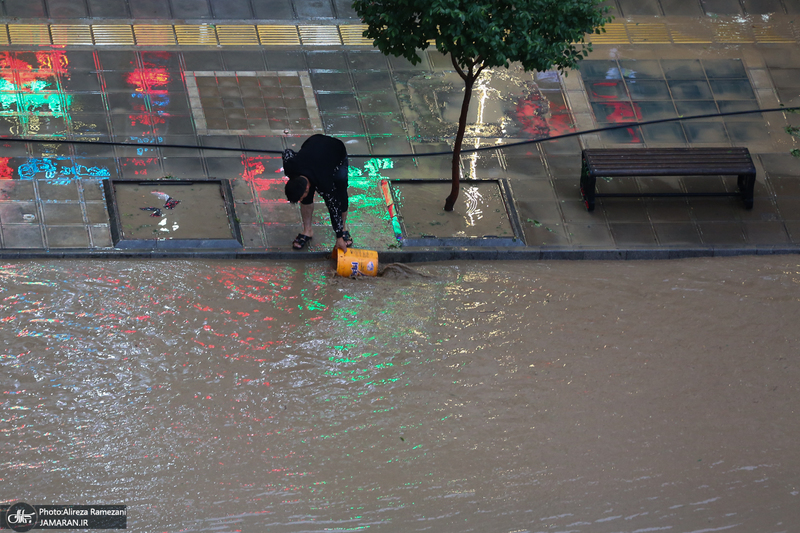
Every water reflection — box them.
[2,258,799,532]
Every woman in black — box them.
[283,134,352,251]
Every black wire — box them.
[1,106,798,159]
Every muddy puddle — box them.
[1,256,798,532]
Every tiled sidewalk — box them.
[0,16,798,258]
[2,0,798,21]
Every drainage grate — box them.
[8,24,51,45]
[134,25,177,46]
[92,25,135,46]
[50,25,93,45]
[257,25,301,46]
[185,70,322,136]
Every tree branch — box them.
[451,54,468,81]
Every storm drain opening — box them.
[104,179,242,249]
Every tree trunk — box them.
[444,75,476,212]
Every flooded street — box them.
[2,256,799,532]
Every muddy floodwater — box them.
[2,256,799,532]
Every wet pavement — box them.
[0,2,799,260]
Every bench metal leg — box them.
[738,172,755,209]
[580,161,596,212]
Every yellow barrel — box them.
[333,248,379,277]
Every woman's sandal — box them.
[342,231,354,248]
[292,233,312,250]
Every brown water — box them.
[1,256,799,532]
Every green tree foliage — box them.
[353,0,611,210]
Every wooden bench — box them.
[580,148,757,212]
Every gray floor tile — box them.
[266,51,308,71]
[183,52,224,71]
[641,122,687,144]
[239,223,265,248]
[210,0,252,18]
[62,72,102,92]
[251,0,293,18]
[627,80,671,100]
[234,202,260,223]
[698,221,746,244]
[48,0,88,17]
[645,198,694,222]
[259,201,299,224]
[726,122,770,143]
[353,71,394,93]
[523,221,569,246]
[264,224,311,249]
[617,0,661,15]
[97,51,138,70]
[598,198,651,223]
[661,0,704,15]
[358,93,401,113]
[129,0,171,17]
[171,0,211,18]
[653,222,703,245]
[743,220,790,244]
[307,51,348,71]
[221,51,267,71]
[90,225,113,248]
[363,115,405,136]
[2,224,44,248]
[703,59,748,79]
[768,176,800,195]
[88,0,130,17]
[769,68,800,89]
[85,202,109,224]
[595,177,641,195]
[294,0,334,18]
[368,136,412,156]
[0,202,39,224]
[587,80,628,102]
[636,101,679,120]
[322,115,365,135]
[609,222,658,245]
[317,93,359,114]
[688,197,744,221]
[565,222,614,246]
[4,0,46,16]
[119,157,165,179]
[42,203,84,225]
[775,88,800,106]
[46,225,91,248]
[710,80,756,100]
[38,180,81,202]
[668,80,714,100]
[0,181,36,201]
[347,51,389,71]
[784,221,800,242]
[741,0,785,12]
[505,156,548,179]
[775,196,800,219]
[684,122,729,143]
[310,72,353,92]
[700,0,744,14]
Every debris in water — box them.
[153,191,181,209]
[140,207,162,217]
